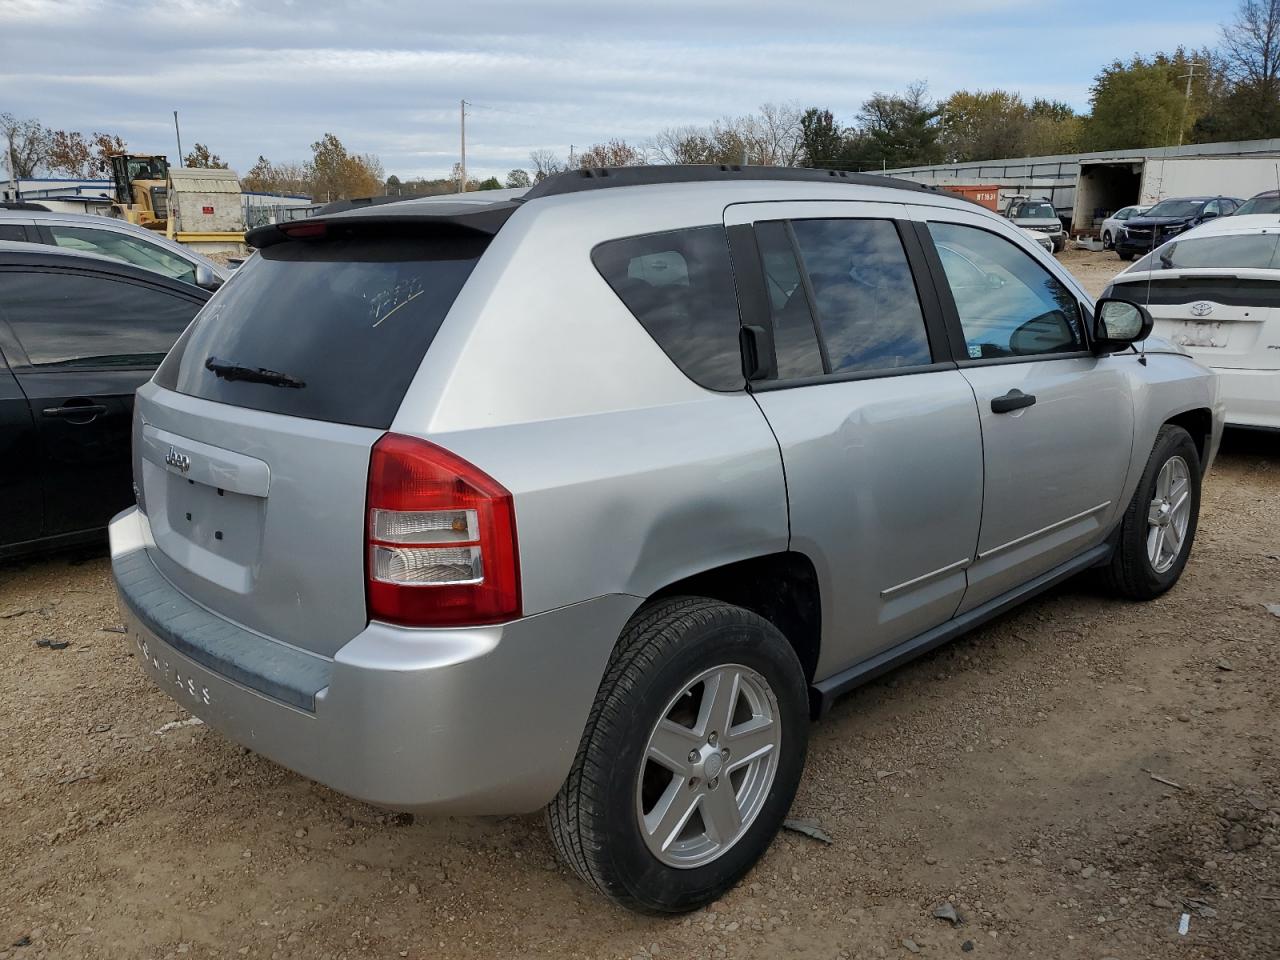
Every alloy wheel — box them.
[636,664,781,869]
[1147,455,1192,574]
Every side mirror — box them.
[194,264,223,291]
[1199,211,1218,221]
[1092,298,1153,352]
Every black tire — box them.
[1118,250,1135,261]
[1052,235,1065,253]
[546,597,808,913]
[1102,230,1113,250]
[1101,425,1202,600]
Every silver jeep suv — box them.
[111,166,1221,913]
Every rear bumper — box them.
[1214,367,1280,430]
[110,507,640,814]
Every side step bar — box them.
[812,542,1113,716]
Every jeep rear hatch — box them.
[137,212,508,658]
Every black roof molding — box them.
[523,164,941,200]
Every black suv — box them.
[1115,196,1241,261]
[0,242,208,557]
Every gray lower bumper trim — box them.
[113,548,332,711]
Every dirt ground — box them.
[1,251,1277,960]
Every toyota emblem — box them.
[1189,301,1214,318]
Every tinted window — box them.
[161,232,486,429]
[0,268,200,367]
[1234,195,1280,215]
[753,221,824,379]
[1015,202,1057,219]
[47,225,198,284]
[1145,199,1203,218]
[593,225,744,391]
[930,222,1084,359]
[790,219,932,373]
[0,224,27,242]
[1130,233,1280,272]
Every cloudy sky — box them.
[2,0,1231,183]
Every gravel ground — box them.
[1,251,1276,960]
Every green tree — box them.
[184,143,228,168]
[1084,50,1215,149]
[854,82,943,168]
[939,90,1030,162]
[799,108,845,168]
[504,168,531,188]
[475,176,503,190]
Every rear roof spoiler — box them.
[246,200,520,250]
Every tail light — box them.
[366,433,520,627]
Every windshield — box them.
[1234,196,1280,215]
[1144,199,1203,219]
[1129,233,1280,272]
[1015,202,1057,219]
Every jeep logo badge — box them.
[164,445,191,474]
[1189,301,1214,318]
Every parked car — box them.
[1019,225,1056,254]
[1103,214,1280,431]
[1004,196,1066,252]
[1099,204,1150,249]
[110,165,1221,914]
[0,241,209,558]
[1232,190,1280,215]
[1115,196,1242,261]
[0,209,227,290]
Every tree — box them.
[529,149,567,182]
[939,90,1030,162]
[737,102,804,165]
[1,113,50,179]
[1212,0,1280,138]
[577,138,646,168]
[184,143,228,168]
[504,168,531,188]
[1084,50,1218,149]
[799,108,845,168]
[475,176,503,190]
[854,82,944,168]
[1025,99,1084,156]
[46,129,126,177]
[242,155,313,196]
[309,133,383,200]
[385,173,402,195]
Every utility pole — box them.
[1178,62,1202,147]
[173,110,184,167]
[6,131,17,200]
[459,99,468,192]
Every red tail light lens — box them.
[366,433,520,627]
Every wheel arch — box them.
[644,551,822,687]
[1164,406,1213,469]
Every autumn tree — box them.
[309,133,383,200]
[184,143,228,168]
[577,138,646,168]
[45,129,126,177]
[1,113,50,179]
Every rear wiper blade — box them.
[205,357,306,389]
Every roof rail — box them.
[522,164,939,200]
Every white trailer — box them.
[1072,155,1280,236]
[166,167,246,255]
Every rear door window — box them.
[0,223,29,242]
[0,268,201,367]
[45,225,198,285]
[159,232,488,429]
[789,218,933,373]
[592,226,745,391]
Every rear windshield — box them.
[155,231,486,428]
[1130,233,1280,272]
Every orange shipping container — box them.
[942,184,1001,212]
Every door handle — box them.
[42,403,108,419]
[990,389,1037,414]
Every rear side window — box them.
[592,226,745,391]
[159,232,487,429]
[0,268,200,367]
[0,224,28,242]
